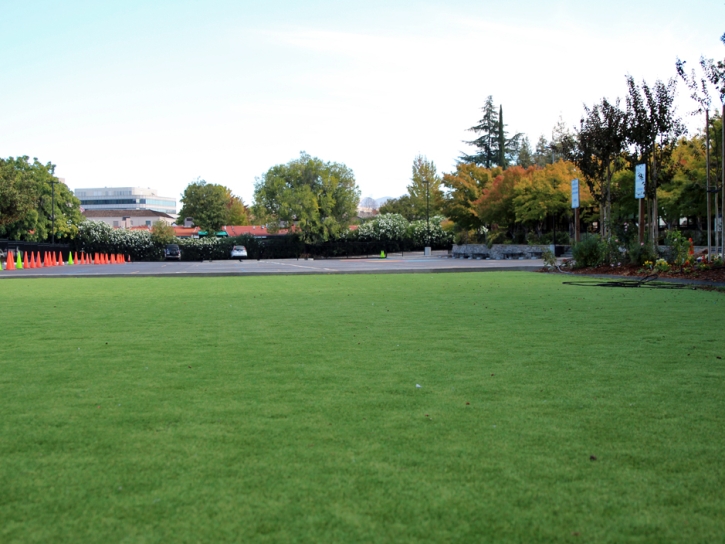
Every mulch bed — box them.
[557,263,725,284]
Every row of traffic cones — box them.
[1,250,130,270]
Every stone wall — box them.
[452,244,553,260]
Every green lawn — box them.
[0,273,723,543]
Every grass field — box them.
[0,272,723,543]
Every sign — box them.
[571,178,580,209]
[635,164,646,199]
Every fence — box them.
[0,240,71,262]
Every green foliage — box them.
[0,156,83,241]
[150,221,176,246]
[252,152,360,243]
[665,230,690,266]
[541,248,556,267]
[407,155,443,219]
[626,239,658,266]
[178,179,229,233]
[378,195,417,220]
[572,234,605,268]
[461,96,522,168]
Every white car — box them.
[231,245,248,261]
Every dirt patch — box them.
[552,263,725,284]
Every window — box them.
[113,221,119,227]
[146,221,152,226]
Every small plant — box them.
[627,240,658,266]
[541,249,557,268]
[654,258,671,273]
[665,230,690,267]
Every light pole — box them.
[426,176,431,250]
[50,180,57,245]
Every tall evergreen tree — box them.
[498,105,506,168]
[460,96,499,167]
[461,97,522,168]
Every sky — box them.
[0,0,723,208]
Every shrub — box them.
[665,230,690,267]
[357,214,409,243]
[407,216,454,248]
[572,235,604,268]
[626,240,658,266]
[541,249,557,268]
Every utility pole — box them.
[426,176,431,249]
[706,109,712,261]
[721,102,724,256]
[50,180,57,245]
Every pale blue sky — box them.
[0,0,722,205]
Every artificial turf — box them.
[0,272,723,543]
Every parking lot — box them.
[0,254,545,278]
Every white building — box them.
[82,209,175,228]
[74,187,176,215]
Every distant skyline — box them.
[1,0,722,204]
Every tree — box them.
[534,135,552,167]
[407,155,443,219]
[378,195,417,220]
[224,188,250,225]
[0,156,82,241]
[252,152,360,243]
[461,97,522,168]
[461,96,499,167]
[517,136,534,168]
[512,162,584,237]
[151,220,176,245]
[566,97,628,237]
[626,77,685,243]
[473,166,521,228]
[441,162,493,232]
[178,179,229,233]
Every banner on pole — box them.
[635,164,646,199]
[571,178,580,209]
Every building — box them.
[82,209,175,228]
[74,187,177,215]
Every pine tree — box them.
[460,96,499,167]
[461,97,522,169]
[517,136,534,167]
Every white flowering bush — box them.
[357,214,409,242]
[73,220,161,261]
[407,216,453,248]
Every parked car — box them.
[231,245,248,261]
[165,244,181,260]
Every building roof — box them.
[222,225,289,236]
[83,209,174,219]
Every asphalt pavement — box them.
[0,253,545,279]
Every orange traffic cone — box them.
[119,254,125,264]
[6,251,15,270]
[23,250,30,269]
[28,252,35,269]
[58,252,65,266]
[43,252,48,267]
[74,252,79,265]
[111,254,117,264]
[30,252,37,269]
[35,252,41,268]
